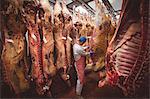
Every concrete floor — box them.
[1,66,149,98]
[1,67,122,98]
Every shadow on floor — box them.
[1,66,149,99]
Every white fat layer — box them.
[62,36,66,40]
[43,36,47,43]
[5,38,14,43]
[31,33,37,42]
[67,36,72,41]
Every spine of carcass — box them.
[28,24,45,95]
[62,0,72,78]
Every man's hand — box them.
[90,50,94,56]
[83,46,90,51]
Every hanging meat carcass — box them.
[76,12,83,39]
[80,14,88,37]
[90,0,115,71]
[70,7,81,44]
[40,0,56,84]
[61,0,73,81]
[23,1,44,95]
[78,14,94,65]
[53,0,66,71]
[39,0,56,95]
[1,0,29,95]
[99,0,149,97]
[22,0,54,95]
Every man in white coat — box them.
[73,36,93,96]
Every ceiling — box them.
[49,0,122,17]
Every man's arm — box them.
[78,48,90,56]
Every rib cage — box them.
[112,32,141,77]
[123,0,149,96]
[106,0,149,97]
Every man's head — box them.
[79,36,86,45]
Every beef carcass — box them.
[61,0,73,79]
[1,0,29,95]
[22,0,51,95]
[90,0,115,71]
[102,0,149,97]
[39,0,56,95]
[40,0,56,85]
[53,0,66,71]
[80,22,94,65]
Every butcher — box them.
[73,36,93,95]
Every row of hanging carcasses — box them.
[0,0,116,96]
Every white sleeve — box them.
[73,44,90,59]
[78,47,90,56]
[83,46,89,50]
